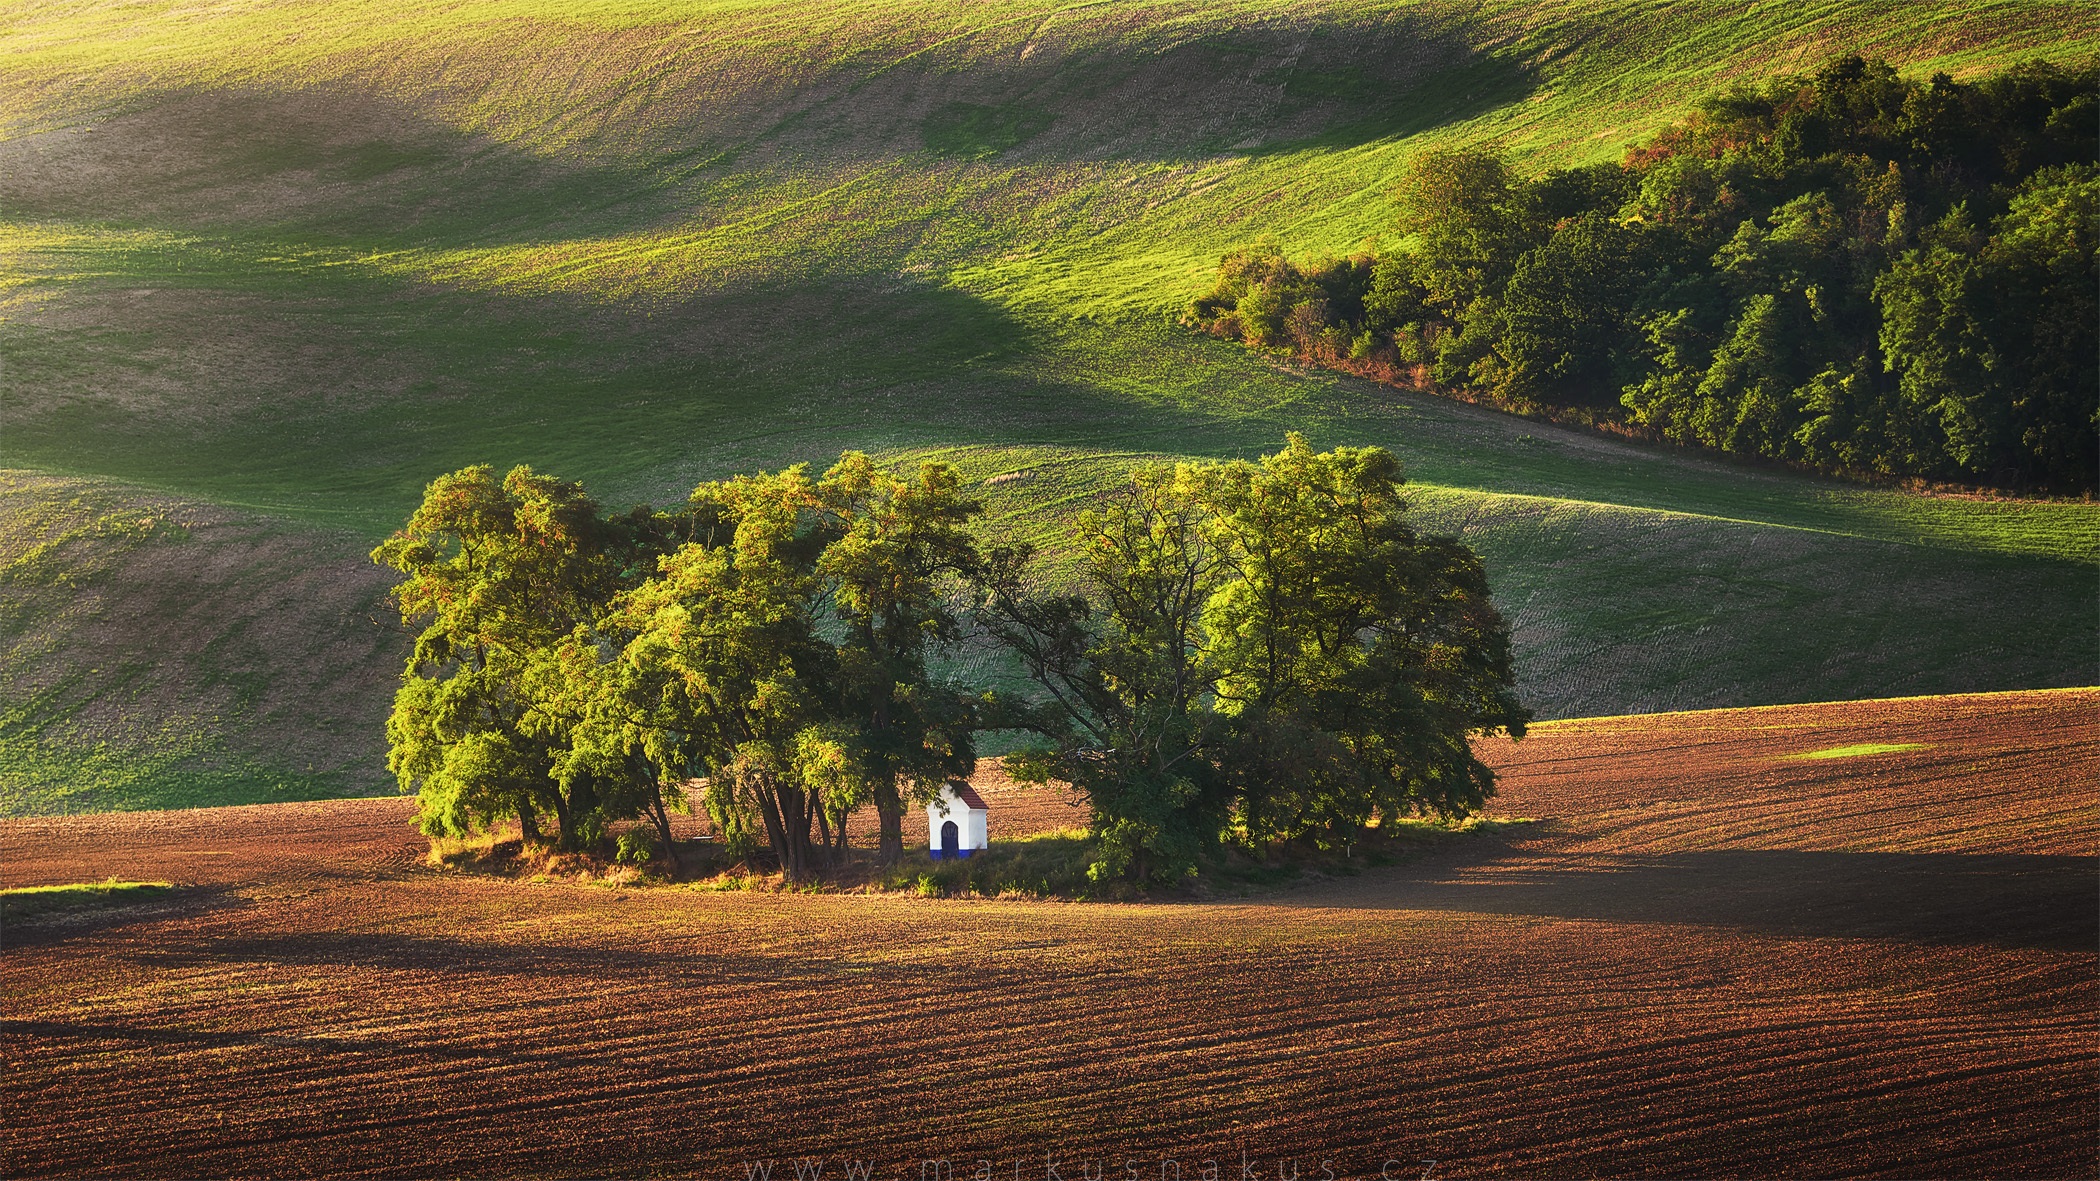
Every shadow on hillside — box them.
[136,929,778,982]
[864,16,1539,164]
[3,13,1535,249]
[0,82,691,247]
[3,262,1313,532]
[123,929,1064,1005]
[0,884,248,950]
[1315,841,2099,951]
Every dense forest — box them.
[1189,56,2098,493]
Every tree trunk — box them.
[548,791,575,851]
[644,772,684,877]
[753,773,819,883]
[779,789,805,882]
[518,807,542,845]
[553,775,601,853]
[869,689,905,865]
[779,785,814,882]
[753,773,789,875]
[874,776,905,865]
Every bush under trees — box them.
[1188,56,2098,493]
[376,438,1529,887]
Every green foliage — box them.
[980,463,1233,884]
[535,452,990,880]
[981,435,1527,883]
[1877,167,2099,490]
[1498,212,1647,406]
[1191,55,2100,492]
[817,454,987,863]
[614,828,657,865]
[372,464,682,849]
[1203,436,1528,846]
[578,461,839,880]
[1395,148,1541,310]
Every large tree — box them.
[610,464,842,881]
[371,465,675,849]
[1878,167,2099,491]
[980,460,1233,884]
[1201,435,1529,849]
[565,455,988,880]
[983,436,1527,883]
[1395,148,1540,312]
[816,453,984,864]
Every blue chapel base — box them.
[928,848,978,860]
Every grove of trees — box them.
[1188,56,2098,493]
[373,437,1528,887]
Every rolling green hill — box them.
[1,0,2094,814]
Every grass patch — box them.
[2,879,172,923]
[0,726,366,816]
[1784,742,1933,761]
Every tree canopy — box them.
[981,434,1528,884]
[1189,55,2098,493]
[370,464,682,851]
[377,439,1528,887]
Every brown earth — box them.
[1,689,2093,1178]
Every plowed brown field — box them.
[3,690,2094,1179]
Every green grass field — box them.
[1,0,2093,814]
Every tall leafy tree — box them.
[1497,211,1647,408]
[1202,436,1529,849]
[1878,167,2099,491]
[816,453,984,864]
[979,462,1232,884]
[371,465,673,848]
[983,437,1527,882]
[596,464,842,881]
[563,456,990,880]
[1395,148,1540,311]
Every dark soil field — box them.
[2,690,2093,1178]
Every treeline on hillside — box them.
[373,438,1527,888]
[1189,56,2098,493]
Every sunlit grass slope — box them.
[0,0,2093,812]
